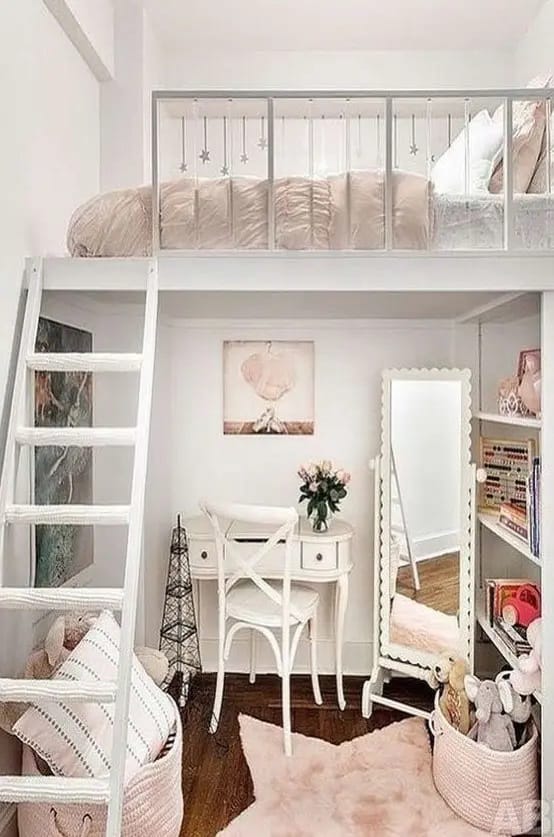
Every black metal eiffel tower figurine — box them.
[159,515,201,708]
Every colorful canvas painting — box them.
[223,341,314,435]
[34,318,93,587]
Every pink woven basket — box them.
[18,701,183,837]
[430,695,539,835]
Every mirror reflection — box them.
[388,379,463,658]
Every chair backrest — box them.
[199,501,300,622]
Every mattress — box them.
[66,172,554,256]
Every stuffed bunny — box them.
[496,671,532,724]
[465,674,517,751]
[430,651,471,734]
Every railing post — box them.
[504,97,514,251]
[267,97,275,251]
[384,97,393,251]
[151,93,161,255]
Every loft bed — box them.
[66,86,554,262]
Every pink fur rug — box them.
[219,715,488,836]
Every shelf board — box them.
[478,511,541,567]
[476,594,541,704]
[474,411,541,429]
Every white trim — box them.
[43,0,113,82]
[411,530,460,561]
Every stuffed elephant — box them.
[465,674,517,751]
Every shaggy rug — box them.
[219,715,488,836]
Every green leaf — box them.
[307,498,315,516]
[330,489,339,501]
[299,495,306,503]
[318,501,328,519]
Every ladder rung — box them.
[0,679,117,703]
[5,504,130,525]
[0,588,124,611]
[0,776,110,805]
[27,352,143,372]
[16,427,137,447]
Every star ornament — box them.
[257,137,268,150]
[179,162,188,173]
[199,149,210,164]
[240,152,249,164]
[222,715,483,836]
[220,164,229,176]
[410,143,419,156]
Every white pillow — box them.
[14,610,174,784]
[432,109,504,195]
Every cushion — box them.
[431,109,504,195]
[528,112,554,193]
[489,74,551,194]
[13,610,174,783]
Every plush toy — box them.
[430,652,471,735]
[510,617,542,697]
[465,674,516,751]
[496,671,532,724]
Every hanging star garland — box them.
[240,115,249,164]
[258,115,267,150]
[199,116,210,164]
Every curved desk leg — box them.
[335,574,349,711]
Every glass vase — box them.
[310,503,331,533]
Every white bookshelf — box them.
[476,593,542,704]
[478,511,541,567]
[474,411,541,430]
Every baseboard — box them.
[199,637,373,677]
[412,530,459,561]
[0,804,16,837]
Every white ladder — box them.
[390,448,420,592]
[0,259,159,835]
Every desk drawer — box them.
[301,542,337,571]
[229,541,291,575]
[190,541,217,570]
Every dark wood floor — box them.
[179,673,433,837]
[397,553,460,615]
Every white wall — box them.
[164,317,456,673]
[516,0,554,82]
[391,380,461,559]
[165,48,515,90]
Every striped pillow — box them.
[13,610,174,784]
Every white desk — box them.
[184,515,354,709]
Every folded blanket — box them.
[67,169,432,256]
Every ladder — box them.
[390,448,420,592]
[0,259,159,835]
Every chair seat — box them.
[226,580,319,627]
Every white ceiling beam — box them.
[43,0,114,82]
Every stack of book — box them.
[527,457,541,559]
[498,501,528,543]
[484,578,539,656]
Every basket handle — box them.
[428,710,443,738]
[50,808,92,837]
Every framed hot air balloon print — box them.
[223,341,314,435]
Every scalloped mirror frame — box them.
[378,367,475,676]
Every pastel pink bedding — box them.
[67,169,432,256]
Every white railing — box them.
[151,89,554,255]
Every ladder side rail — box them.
[0,260,43,586]
[106,260,159,835]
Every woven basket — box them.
[430,695,539,835]
[18,701,183,837]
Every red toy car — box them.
[502,584,541,628]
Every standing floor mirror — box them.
[362,368,475,719]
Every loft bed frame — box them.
[2,89,554,835]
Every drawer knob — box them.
[316,552,323,562]
[201,550,208,560]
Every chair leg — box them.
[282,665,292,757]
[249,629,257,685]
[210,630,226,734]
[309,613,323,706]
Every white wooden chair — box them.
[199,501,322,756]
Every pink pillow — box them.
[489,74,551,194]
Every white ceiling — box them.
[144,0,544,53]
